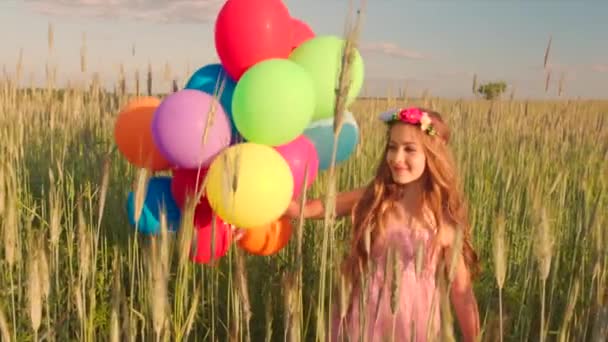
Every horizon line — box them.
[6,85,608,102]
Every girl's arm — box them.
[285,187,366,220]
[233,188,365,242]
[449,253,480,342]
[441,227,481,342]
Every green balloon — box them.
[289,36,364,121]
[232,59,316,146]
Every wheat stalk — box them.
[110,247,122,342]
[80,33,87,73]
[558,277,580,341]
[264,288,274,342]
[558,73,565,97]
[0,163,5,217]
[534,205,554,341]
[315,2,366,340]
[95,156,110,246]
[493,213,508,342]
[545,70,552,93]
[544,35,552,69]
[3,168,19,268]
[16,48,23,84]
[47,22,54,55]
[147,63,153,96]
[472,74,478,95]
[37,233,50,304]
[135,69,140,96]
[163,61,171,83]
[282,271,300,342]
[28,234,42,340]
[149,233,167,341]
[2,167,19,342]
[119,63,126,97]
[77,198,91,286]
[0,304,11,342]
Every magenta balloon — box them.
[274,135,319,199]
[152,89,232,169]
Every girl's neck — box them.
[400,179,425,215]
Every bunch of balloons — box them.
[113,0,365,263]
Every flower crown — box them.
[378,107,437,136]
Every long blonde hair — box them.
[343,109,479,285]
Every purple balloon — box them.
[152,89,232,169]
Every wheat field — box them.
[0,49,607,342]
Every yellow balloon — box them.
[205,143,294,228]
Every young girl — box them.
[286,107,481,341]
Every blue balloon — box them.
[185,64,240,141]
[126,176,181,235]
[304,111,359,171]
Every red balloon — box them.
[194,200,213,230]
[171,168,213,227]
[170,168,208,208]
[190,216,232,265]
[214,0,293,80]
[290,18,315,50]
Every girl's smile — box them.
[391,165,408,173]
[386,124,427,185]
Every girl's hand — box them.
[284,200,302,219]
[283,187,365,221]
[231,225,245,242]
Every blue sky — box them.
[2,0,607,99]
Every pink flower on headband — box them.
[379,107,438,136]
[398,107,424,124]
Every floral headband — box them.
[378,107,437,136]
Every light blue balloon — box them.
[185,63,240,141]
[303,111,359,171]
[126,176,181,235]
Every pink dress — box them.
[331,224,442,342]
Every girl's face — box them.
[385,124,427,185]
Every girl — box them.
[286,107,481,341]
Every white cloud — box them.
[24,0,224,23]
[359,41,430,60]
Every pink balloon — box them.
[291,18,315,50]
[275,135,319,199]
[190,216,232,265]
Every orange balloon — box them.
[237,217,293,256]
[122,96,161,111]
[114,97,171,171]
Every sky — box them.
[1,0,607,99]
